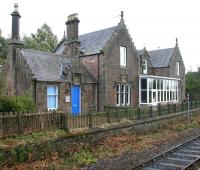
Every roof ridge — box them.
[147,47,175,52]
[79,26,117,37]
[22,48,66,58]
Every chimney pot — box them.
[14,3,19,12]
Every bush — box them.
[0,95,35,112]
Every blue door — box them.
[71,85,81,116]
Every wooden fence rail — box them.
[0,111,63,137]
[0,101,200,137]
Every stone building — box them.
[5,4,185,114]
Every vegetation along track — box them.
[131,135,200,170]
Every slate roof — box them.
[21,49,72,82]
[20,49,97,83]
[54,26,118,55]
[137,49,145,57]
[148,48,175,67]
[137,48,175,68]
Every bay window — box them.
[140,76,180,105]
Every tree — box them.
[0,33,8,95]
[186,68,200,100]
[23,23,58,52]
[0,35,8,66]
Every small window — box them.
[126,85,130,106]
[120,46,127,66]
[142,59,147,74]
[121,84,126,105]
[47,86,58,110]
[116,84,120,105]
[176,62,180,76]
[116,84,131,106]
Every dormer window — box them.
[176,62,180,76]
[120,46,127,66]
[142,59,147,74]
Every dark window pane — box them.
[153,79,156,89]
[161,80,163,89]
[141,91,147,103]
[141,79,147,89]
[149,91,152,103]
[158,91,160,102]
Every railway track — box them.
[131,135,200,170]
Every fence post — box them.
[116,108,120,122]
[173,103,176,113]
[181,102,184,111]
[158,103,161,116]
[125,108,128,118]
[62,112,69,132]
[106,110,111,124]
[137,108,141,120]
[167,103,170,114]
[149,106,152,117]
[17,112,22,135]
[89,112,93,128]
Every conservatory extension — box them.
[139,75,180,106]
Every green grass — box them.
[0,129,67,148]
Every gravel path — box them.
[87,128,200,170]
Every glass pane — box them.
[117,92,120,104]
[166,80,169,90]
[160,80,163,89]
[153,92,156,102]
[149,90,152,103]
[116,84,120,92]
[153,79,156,89]
[158,79,160,90]
[47,86,56,95]
[121,85,125,92]
[141,91,147,103]
[121,93,124,105]
[167,91,169,101]
[158,91,160,102]
[48,96,51,108]
[51,96,56,108]
[126,85,130,105]
[149,79,152,90]
[120,46,126,66]
[164,91,166,101]
[141,79,147,89]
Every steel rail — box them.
[131,135,200,170]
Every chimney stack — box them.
[6,4,23,96]
[66,13,79,42]
[11,3,21,42]
[64,13,80,56]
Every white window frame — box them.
[121,84,126,106]
[142,59,148,74]
[116,84,130,106]
[126,85,131,106]
[116,84,121,106]
[176,62,180,76]
[139,75,180,106]
[120,46,127,67]
[47,86,58,110]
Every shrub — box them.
[0,95,35,112]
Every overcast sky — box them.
[1,0,200,71]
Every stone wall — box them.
[103,25,139,108]
[34,81,96,113]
